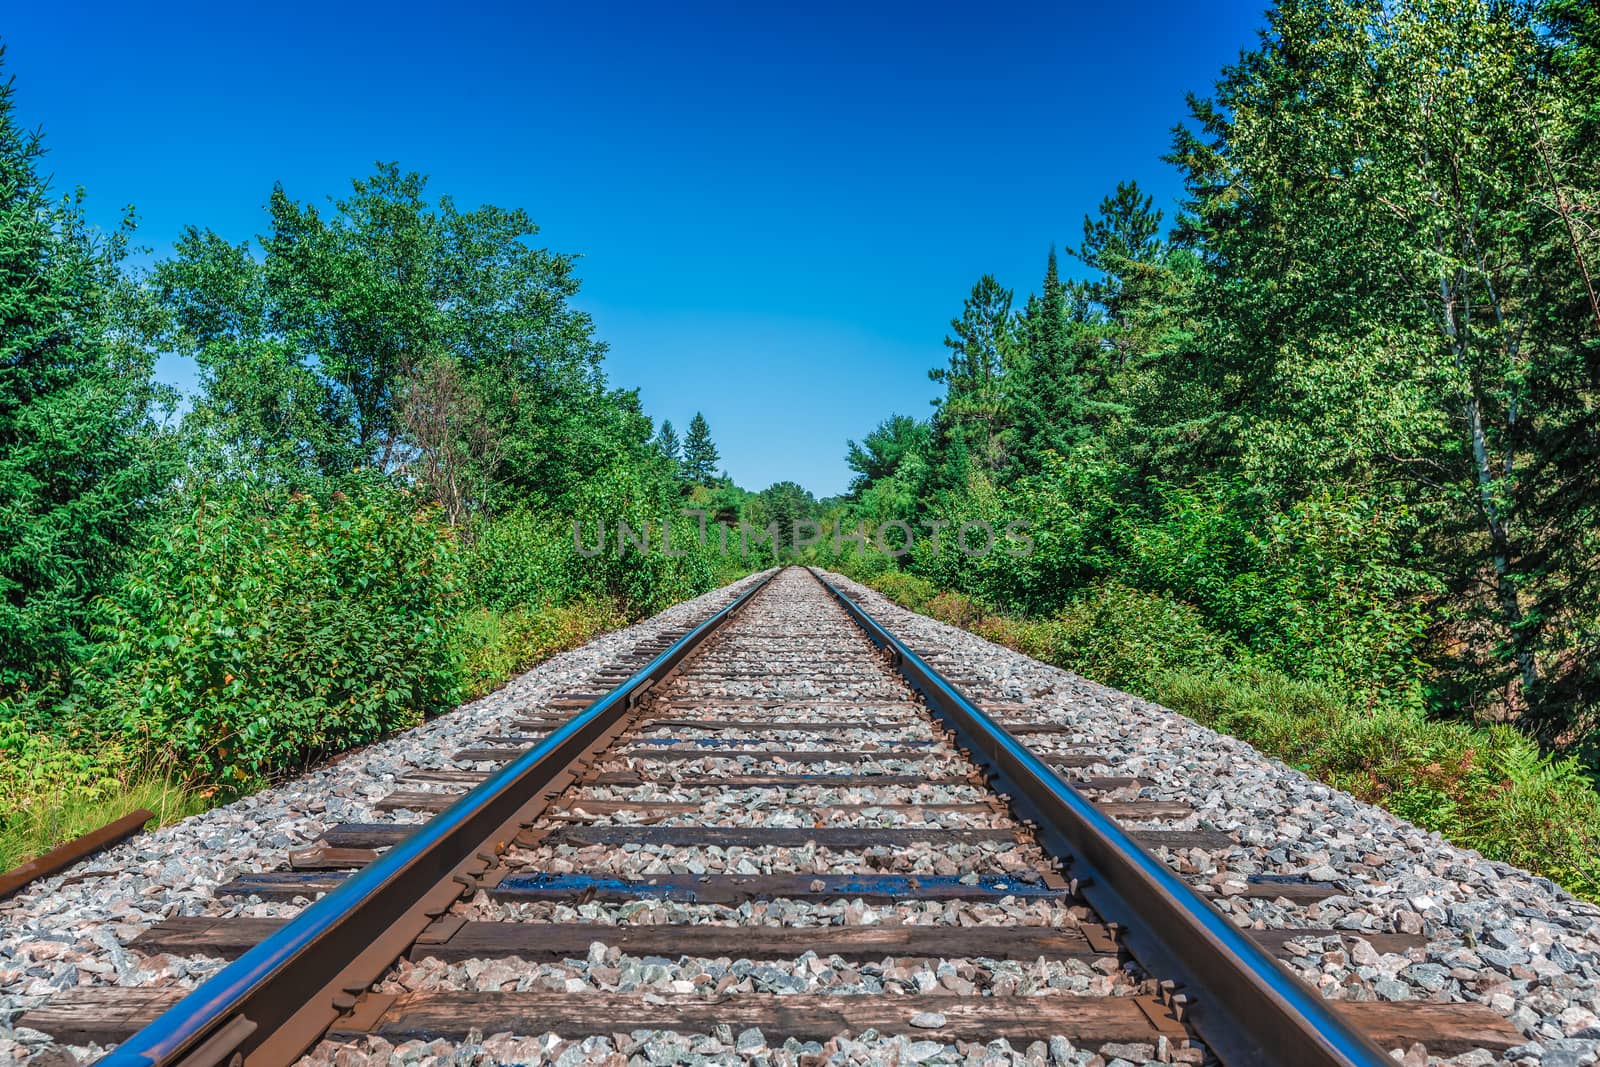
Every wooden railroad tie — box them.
[131,915,1426,965]
[21,987,1523,1054]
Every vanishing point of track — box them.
[23,567,1522,1066]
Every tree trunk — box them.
[1441,272,1541,710]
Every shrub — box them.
[465,508,582,612]
[1016,582,1243,693]
[84,478,464,784]
[559,464,725,614]
[0,713,124,826]
[869,572,940,615]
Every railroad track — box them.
[19,566,1523,1066]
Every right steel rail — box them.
[811,568,1394,1067]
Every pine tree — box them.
[680,412,720,485]
[0,53,173,693]
[931,275,1019,474]
[654,419,681,465]
[1009,248,1088,472]
[1073,180,1164,326]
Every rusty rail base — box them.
[809,567,1395,1067]
[0,809,155,901]
[98,570,775,1067]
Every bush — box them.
[1014,582,1243,693]
[563,464,724,613]
[84,478,465,784]
[1117,479,1435,699]
[869,572,940,615]
[465,508,583,613]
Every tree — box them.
[398,356,501,526]
[1167,0,1600,735]
[931,275,1020,474]
[1009,249,1090,471]
[1070,180,1168,363]
[156,163,629,512]
[749,480,818,553]
[654,419,681,465]
[681,412,720,486]
[154,228,353,480]
[845,415,931,497]
[0,54,175,693]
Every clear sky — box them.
[4,1,1264,496]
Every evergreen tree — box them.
[0,55,174,693]
[1009,248,1088,471]
[654,419,681,465]
[931,275,1019,474]
[845,415,931,497]
[1072,181,1164,330]
[751,480,817,552]
[680,412,720,485]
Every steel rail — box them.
[100,569,776,1067]
[0,809,155,901]
[809,567,1394,1067]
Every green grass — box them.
[456,597,629,700]
[0,768,208,872]
[865,572,1600,902]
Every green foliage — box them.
[1008,249,1091,471]
[465,508,583,612]
[931,276,1019,476]
[866,572,941,615]
[83,479,465,783]
[0,51,745,856]
[1018,582,1242,693]
[1167,0,1600,735]
[1116,480,1436,696]
[653,419,681,467]
[0,712,124,815]
[566,463,725,613]
[680,412,720,487]
[155,162,624,512]
[0,710,207,870]
[843,0,1600,745]
[744,481,819,554]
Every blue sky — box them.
[4,1,1264,496]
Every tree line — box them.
[843,0,1600,752]
[821,0,1600,892]
[0,44,756,822]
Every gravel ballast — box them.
[817,570,1600,1067]
[0,574,769,1064]
[5,566,1595,1066]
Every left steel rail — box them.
[100,570,775,1067]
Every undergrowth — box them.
[0,718,207,870]
[457,597,629,700]
[863,571,1600,901]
